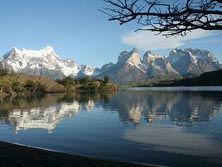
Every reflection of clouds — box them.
[124,124,222,157]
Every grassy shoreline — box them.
[0,141,150,167]
[0,74,117,98]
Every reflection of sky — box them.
[1,90,222,132]
[0,90,222,165]
[121,91,222,158]
[123,122,222,157]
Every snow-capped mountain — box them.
[0,46,221,82]
[0,46,97,79]
[99,48,221,82]
[168,48,220,76]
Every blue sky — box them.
[0,0,221,67]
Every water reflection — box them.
[0,91,221,131]
[107,91,222,126]
[0,94,103,132]
[1,90,222,166]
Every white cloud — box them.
[122,29,213,51]
[124,124,222,156]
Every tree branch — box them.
[101,0,222,36]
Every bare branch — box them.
[101,0,222,36]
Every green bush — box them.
[56,76,117,92]
[79,76,91,85]
[12,81,24,93]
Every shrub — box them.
[35,82,47,93]
[24,80,36,92]
[79,76,91,85]
[0,68,9,76]
[12,81,24,93]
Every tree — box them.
[57,77,75,87]
[101,0,222,36]
[80,76,91,85]
[103,76,110,84]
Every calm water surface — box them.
[0,87,222,166]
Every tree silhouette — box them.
[101,0,222,36]
[103,76,110,84]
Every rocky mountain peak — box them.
[143,51,164,65]
[118,51,128,62]
[131,48,138,53]
[1,46,221,83]
[126,49,141,66]
[44,46,54,52]
[118,48,141,66]
[168,48,221,75]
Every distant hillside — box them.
[0,73,65,97]
[154,69,222,86]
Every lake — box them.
[0,87,222,167]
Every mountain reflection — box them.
[0,94,98,132]
[0,90,221,131]
[108,91,221,125]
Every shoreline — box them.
[120,86,222,91]
[0,141,151,167]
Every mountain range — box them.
[0,46,221,83]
